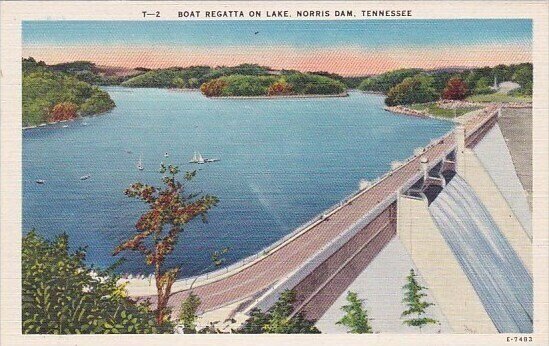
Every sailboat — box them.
[137,154,144,171]
[189,151,198,163]
[189,151,205,164]
[196,152,205,164]
[190,151,219,164]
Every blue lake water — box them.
[23,88,453,276]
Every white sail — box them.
[189,151,198,163]
[197,152,205,164]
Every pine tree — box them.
[401,269,438,332]
[336,291,373,333]
[178,292,201,333]
[237,290,320,334]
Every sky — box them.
[23,20,532,75]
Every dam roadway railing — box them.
[124,127,457,292]
[128,109,500,315]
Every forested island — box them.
[23,56,533,126]
[22,58,116,127]
[121,64,347,97]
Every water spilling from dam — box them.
[429,175,532,333]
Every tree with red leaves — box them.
[200,79,228,97]
[442,77,468,100]
[113,164,218,325]
[267,80,293,96]
[49,102,78,122]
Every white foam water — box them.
[430,175,532,333]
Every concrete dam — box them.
[125,105,532,333]
[430,175,532,333]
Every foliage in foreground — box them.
[22,230,172,334]
[113,164,218,325]
[237,290,320,334]
[401,269,438,332]
[337,291,373,333]
[178,292,202,333]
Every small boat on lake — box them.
[62,125,69,128]
[190,151,218,164]
[35,179,45,184]
[82,122,88,126]
[80,175,91,180]
[164,152,169,158]
[196,152,205,164]
[137,155,144,171]
[189,151,205,164]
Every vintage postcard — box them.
[1,1,548,345]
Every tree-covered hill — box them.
[120,64,273,88]
[23,58,115,127]
[358,63,533,106]
[200,73,347,97]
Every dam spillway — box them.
[429,175,533,333]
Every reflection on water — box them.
[23,88,452,276]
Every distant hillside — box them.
[358,63,533,106]
[22,57,115,127]
[121,64,276,88]
[48,60,144,85]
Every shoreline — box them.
[205,92,349,99]
[22,111,111,130]
[359,90,385,95]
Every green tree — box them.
[237,290,320,334]
[113,164,219,325]
[178,293,201,333]
[512,64,533,95]
[385,75,439,106]
[187,78,199,88]
[474,77,495,95]
[22,230,172,334]
[172,77,186,88]
[401,269,438,332]
[358,68,422,93]
[177,246,229,333]
[336,291,373,333]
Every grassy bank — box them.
[407,103,482,119]
[466,93,532,103]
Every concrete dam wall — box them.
[430,175,533,333]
